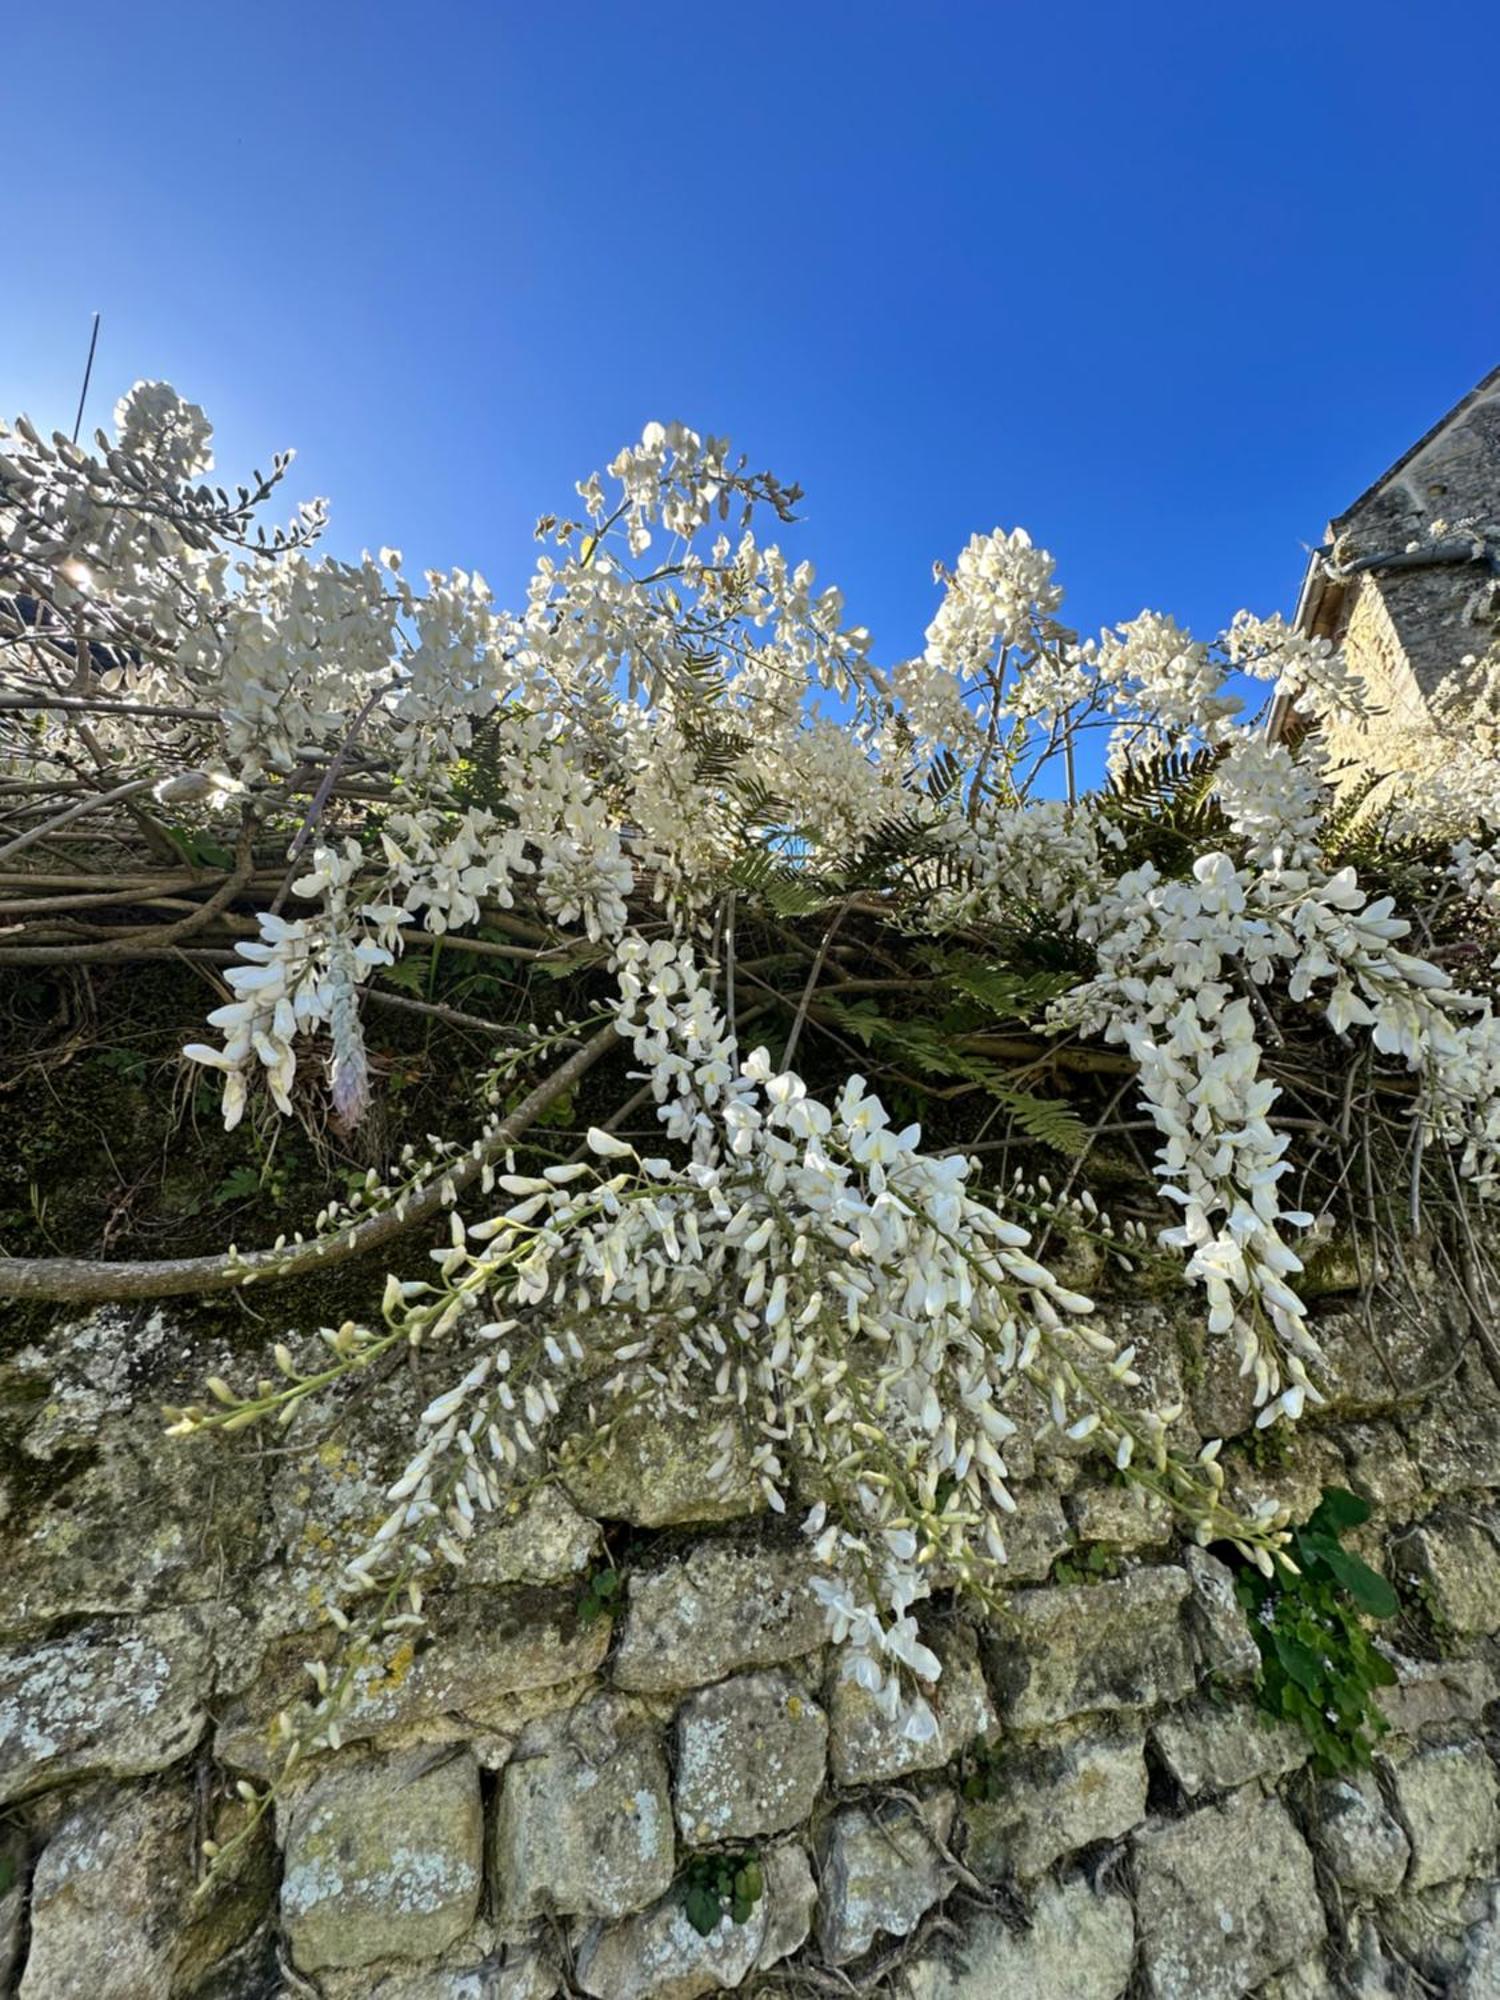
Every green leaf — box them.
[1271,1630,1323,1695]
[684,1886,722,1937]
[1308,1486,1371,1535]
[1316,1547,1398,1620]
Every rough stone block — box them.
[462,1483,602,1588]
[1183,1546,1260,1685]
[217,1583,609,1776]
[492,1694,674,1922]
[573,1840,813,1999]
[612,1543,825,1693]
[986,1566,1195,1729]
[1316,1304,1454,1418]
[673,1670,826,1842]
[1305,1770,1410,1899]
[280,1747,484,1972]
[816,1794,955,1965]
[963,1724,1148,1881]
[1068,1479,1172,1550]
[1151,1697,1306,1797]
[827,1620,994,1786]
[1377,1651,1496,1737]
[1132,1789,1324,2000]
[905,1877,1134,2000]
[1340,1421,1423,1514]
[995,1486,1072,1581]
[1396,1513,1500,1636]
[0,1610,210,1803]
[1384,1738,1500,1893]
[1408,1363,1500,1495]
[559,1378,761,1527]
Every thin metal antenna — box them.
[70,312,101,443]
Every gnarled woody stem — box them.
[0,1020,621,1304]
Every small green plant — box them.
[1053,1542,1119,1587]
[576,1565,624,1627]
[1235,1486,1398,1774]
[680,1851,764,1936]
[959,1738,1007,1805]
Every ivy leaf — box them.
[1315,1545,1398,1620]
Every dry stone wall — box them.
[4,1285,1500,1998]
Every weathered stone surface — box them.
[1226,1430,1349,1528]
[279,1747,484,1972]
[217,1583,608,1775]
[462,1483,602,1588]
[1384,1738,1500,1893]
[19,1781,270,1999]
[492,1694,674,1922]
[1340,1421,1424,1514]
[1408,1361,1500,1495]
[1396,1513,1500,1636]
[673,1669,826,1842]
[1133,1790,1324,2000]
[1068,1479,1172,1550]
[1317,1302,1456,1418]
[964,1725,1147,1881]
[559,1378,760,1527]
[612,1543,825,1693]
[817,1794,955,1965]
[1183,1545,1260,1684]
[316,1928,557,2000]
[1454,1890,1500,2000]
[1151,1698,1306,1797]
[1305,1770,1411,1899]
[828,1620,995,1786]
[1377,1650,1496,1736]
[572,1841,811,1999]
[996,1486,1072,1581]
[0,1610,211,1803]
[905,1878,1134,2000]
[2,1409,266,1637]
[1382,1874,1496,1987]
[1257,1957,1337,2000]
[986,1566,1195,1729]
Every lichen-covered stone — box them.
[964,1724,1147,1881]
[817,1793,955,1965]
[462,1483,602,1588]
[1068,1479,1172,1550]
[1256,1957,1337,2000]
[1377,1650,1496,1736]
[572,1842,811,1999]
[904,1877,1134,2000]
[2,1405,267,1637]
[1396,1513,1500,1635]
[611,1543,825,1693]
[0,1610,211,1803]
[986,1566,1194,1729]
[1183,1545,1260,1684]
[1133,1789,1324,2000]
[995,1486,1072,1581]
[673,1669,826,1842]
[1305,1770,1410,1898]
[559,1377,760,1526]
[217,1583,608,1775]
[1226,1430,1349,1528]
[1317,1304,1454,1419]
[19,1781,271,1999]
[1340,1421,1423,1514]
[279,1747,483,1972]
[828,1620,994,1786]
[1151,1698,1306,1797]
[1384,1738,1500,1892]
[1408,1362,1500,1495]
[315,1925,555,2000]
[492,1694,674,1922]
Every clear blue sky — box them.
[5,2,1496,675]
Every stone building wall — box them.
[4,1278,1500,1998]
